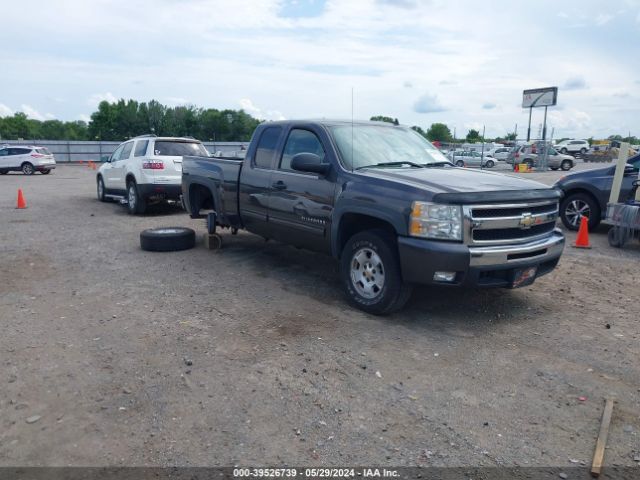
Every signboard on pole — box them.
[522,87,558,108]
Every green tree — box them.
[426,123,453,142]
[466,129,482,142]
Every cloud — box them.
[403,81,413,88]
[557,11,569,18]
[482,102,497,110]
[239,98,285,121]
[564,76,588,90]
[375,0,422,8]
[165,97,188,105]
[0,103,13,117]
[87,92,117,107]
[613,92,630,98]
[413,94,446,113]
[20,104,47,121]
[439,80,457,85]
[78,114,91,122]
[595,13,614,25]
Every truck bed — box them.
[182,155,243,226]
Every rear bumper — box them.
[137,183,182,200]
[36,164,56,171]
[398,230,565,288]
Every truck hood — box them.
[357,166,561,204]
[359,165,549,193]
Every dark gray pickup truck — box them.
[182,120,565,314]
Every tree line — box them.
[0,99,261,142]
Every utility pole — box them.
[480,125,486,170]
[526,107,533,142]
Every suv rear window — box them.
[153,141,208,157]
[134,140,148,157]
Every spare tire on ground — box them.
[140,227,196,252]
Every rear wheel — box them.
[560,147,568,154]
[560,159,573,171]
[21,163,34,175]
[560,192,600,230]
[340,229,412,315]
[41,169,51,175]
[127,180,147,215]
[580,147,587,155]
[485,159,495,168]
[0,170,8,175]
[455,160,465,167]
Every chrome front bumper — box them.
[469,229,565,267]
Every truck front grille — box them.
[465,201,559,246]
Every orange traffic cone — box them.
[573,216,591,248]
[16,189,27,209]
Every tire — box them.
[340,229,412,315]
[485,159,495,168]
[97,176,106,202]
[560,192,600,231]
[41,169,51,175]
[0,170,8,175]
[580,148,587,155]
[560,159,573,171]
[455,160,465,167]
[550,167,559,171]
[140,227,196,252]
[126,179,147,215]
[21,162,35,175]
[607,227,626,248]
[560,148,568,154]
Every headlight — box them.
[409,201,462,240]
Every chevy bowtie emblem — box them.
[519,213,535,229]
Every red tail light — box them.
[142,161,164,170]
[31,153,45,158]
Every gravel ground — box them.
[0,165,638,468]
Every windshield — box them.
[153,141,208,157]
[330,125,450,170]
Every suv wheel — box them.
[21,162,35,175]
[560,193,600,231]
[340,229,412,315]
[580,147,587,155]
[97,176,106,202]
[485,159,495,168]
[560,159,573,171]
[560,147,568,154]
[127,180,147,215]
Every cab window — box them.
[120,142,134,160]
[279,129,325,171]
[254,127,282,169]
[134,140,148,157]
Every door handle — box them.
[272,180,287,190]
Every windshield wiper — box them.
[355,161,425,170]
[423,161,453,167]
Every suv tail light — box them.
[142,161,164,170]
[31,153,45,158]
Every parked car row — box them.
[508,144,575,171]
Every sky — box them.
[1,0,639,140]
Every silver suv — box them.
[509,144,574,171]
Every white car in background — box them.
[489,146,512,161]
[554,139,589,155]
[0,145,56,175]
[96,135,209,214]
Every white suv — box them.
[0,145,56,175]
[554,139,589,155]
[96,135,209,214]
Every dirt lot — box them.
[0,165,638,468]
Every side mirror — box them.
[291,153,330,174]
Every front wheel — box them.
[560,193,600,231]
[97,176,106,202]
[455,160,465,167]
[127,180,147,215]
[340,229,412,315]
[485,159,495,168]
[21,163,35,175]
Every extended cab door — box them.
[267,126,336,253]
[238,125,284,238]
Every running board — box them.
[105,193,127,204]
